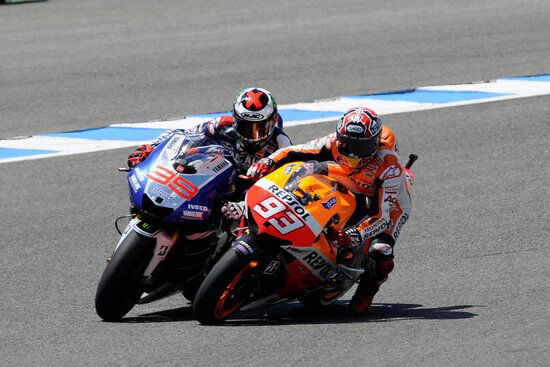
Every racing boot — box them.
[349,276,381,314]
[349,242,395,314]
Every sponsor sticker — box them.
[263,260,280,275]
[152,187,173,201]
[265,184,310,219]
[234,240,253,256]
[283,164,295,174]
[381,165,402,180]
[129,174,141,193]
[346,124,365,134]
[393,213,408,240]
[369,118,382,135]
[384,186,399,194]
[241,112,264,120]
[283,247,335,279]
[212,160,229,173]
[187,204,209,211]
[322,196,337,209]
[166,135,182,150]
[134,167,145,181]
[181,210,203,218]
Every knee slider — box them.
[363,243,394,281]
[368,242,394,260]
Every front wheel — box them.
[193,250,259,324]
[95,231,155,321]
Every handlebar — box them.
[237,174,256,191]
[238,174,254,181]
[118,167,131,172]
[405,154,418,169]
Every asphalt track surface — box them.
[1,1,549,366]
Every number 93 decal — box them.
[253,197,304,234]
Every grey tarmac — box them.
[1,1,549,366]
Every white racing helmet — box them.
[233,87,278,152]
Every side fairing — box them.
[245,162,357,244]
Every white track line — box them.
[1,76,549,164]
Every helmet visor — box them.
[337,134,380,159]
[235,116,277,142]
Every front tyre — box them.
[193,250,258,324]
[95,231,155,321]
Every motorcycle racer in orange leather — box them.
[247,107,413,314]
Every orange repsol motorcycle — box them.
[193,161,367,324]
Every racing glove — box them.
[246,158,275,180]
[329,227,363,249]
[221,201,244,221]
[330,227,363,266]
[127,144,154,168]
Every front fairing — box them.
[127,133,236,226]
[244,161,356,245]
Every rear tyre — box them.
[95,231,155,321]
[193,250,258,324]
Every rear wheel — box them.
[95,231,155,321]
[193,250,259,324]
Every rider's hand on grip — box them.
[329,227,362,266]
[329,228,351,248]
[344,227,363,248]
[246,158,275,180]
[127,144,154,168]
[329,227,362,248]
[221,201,244,221]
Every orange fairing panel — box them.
[246,162,357,244]
[278,236,339,297]
[293,174,356,229]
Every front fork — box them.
[115,217,178,278]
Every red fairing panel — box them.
[246,185,318,245]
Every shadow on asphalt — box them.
[124,301,480,325]
[122,305,194,323]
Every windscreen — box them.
[172,134,228,174]
[284,161,328,190]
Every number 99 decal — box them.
[253,197,304,235]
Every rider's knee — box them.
[369,242,394,260]
[364,236,395,280]
[368,234,395,261]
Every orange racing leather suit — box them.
[267,125,411,247]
